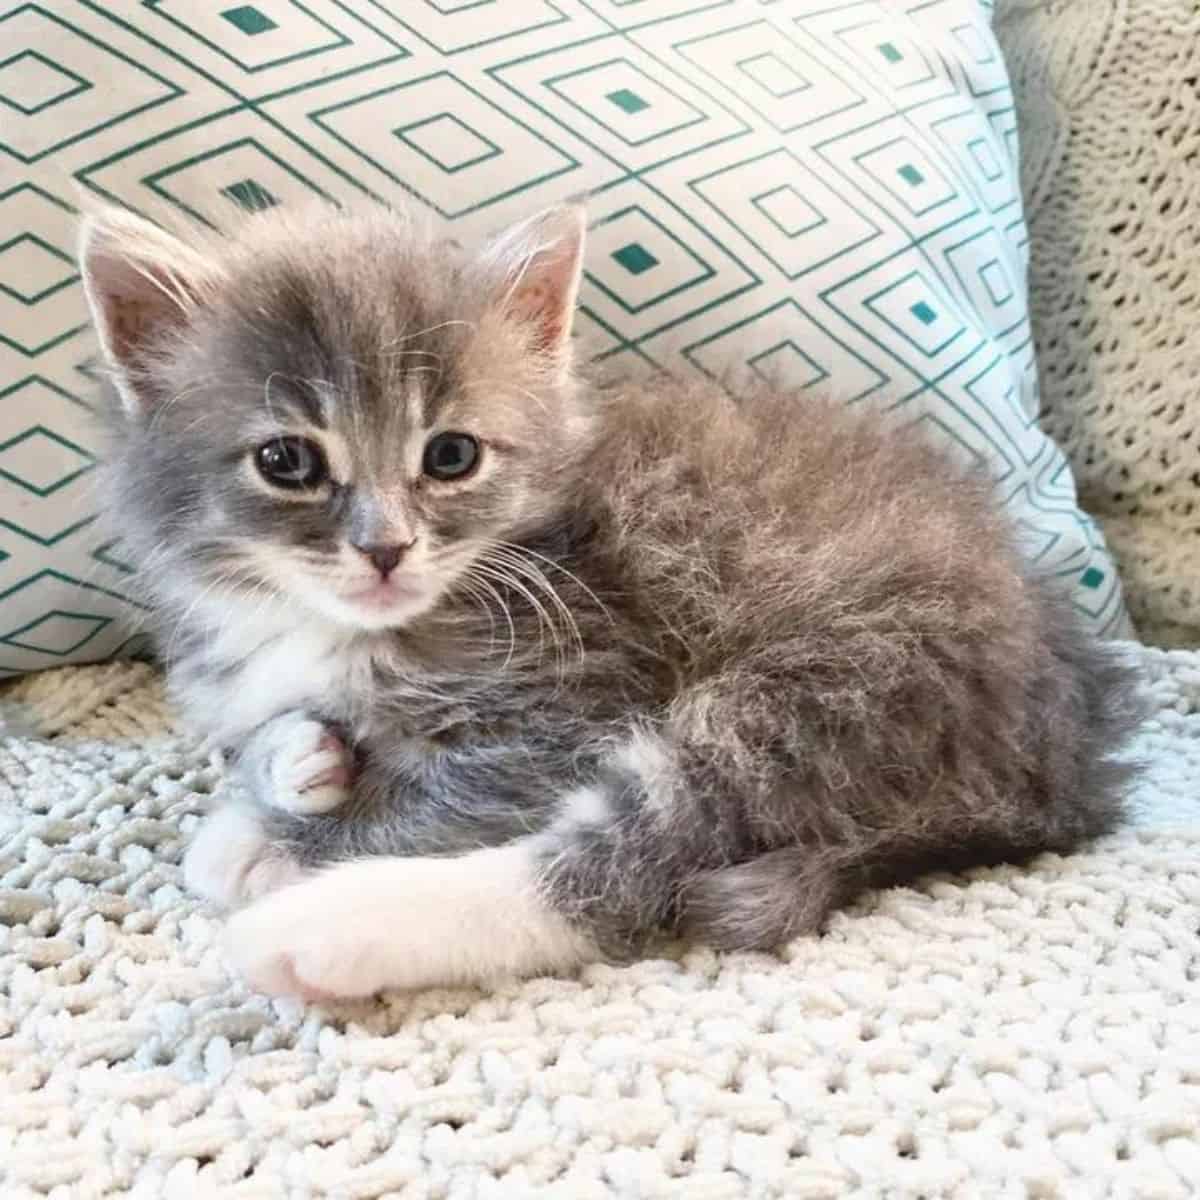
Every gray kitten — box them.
[79,201,1144,999]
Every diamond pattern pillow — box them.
[0,0,1130,674]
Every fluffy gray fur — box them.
[80,200,1145,965]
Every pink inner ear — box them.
[492,208,585,359]
[91,252,197,373]
[514,280,566,352]
[109,296,161,366]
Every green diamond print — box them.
[0,51,90,116]
[1,611,110,657]
[878,42,903,64]
[612,242,659,276]
[221,5,278,35]
[737,53,810,99]
[0,234,77,304]
[897,163,924,187]
[753,186,825,239]
[1081,567,1105,589]
[393,114,501,174]
[607,88,649,115]
[91,540,136,575]
[910,301,938,325]
[0,426,94,496]
[222,179,278,211]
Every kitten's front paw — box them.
[259,712,352,815]
[184,804,305,908]
[223,847,593,1001]
[224,868,394,1001]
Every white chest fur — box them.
[170,597,371,744]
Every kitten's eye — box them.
[423,432,480,481]
[255,437,327,490]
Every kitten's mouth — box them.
[311,573,438,630]
[342,578,424,612]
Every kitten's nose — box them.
[353,542,409,579]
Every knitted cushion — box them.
[0,0,1130,673]
[995,0,1199,646]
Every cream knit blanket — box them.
[995,0,1200,645]
[1,645,1198,1199]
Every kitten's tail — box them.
[678,847,850,951]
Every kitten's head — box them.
[79,201,591,632]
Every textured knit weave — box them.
[995,0,1200,645]
[1,647,1198,1200]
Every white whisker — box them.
[488,552,580,660]
[456,571,517,669]
[473,562,557,667]
[380,320,473,349]
[496,540,613,627]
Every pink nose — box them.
[352,542,407,578]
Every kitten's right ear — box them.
[78,209,218,415]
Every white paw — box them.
[183,804,305,908]
[223,864,400,1001]
[262,713,351,815]
[223,846,594,1002]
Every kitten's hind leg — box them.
[223,757,690,999]
[239,710,353,816]
[221,724,821,998]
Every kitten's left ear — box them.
[482,203,586,371]
[78,208,221,416]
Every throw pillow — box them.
[0,0,1131,674]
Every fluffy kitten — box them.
[79,201,1144,1000]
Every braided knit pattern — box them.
[1,649,1198,1199]
[996,0,1200,644]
